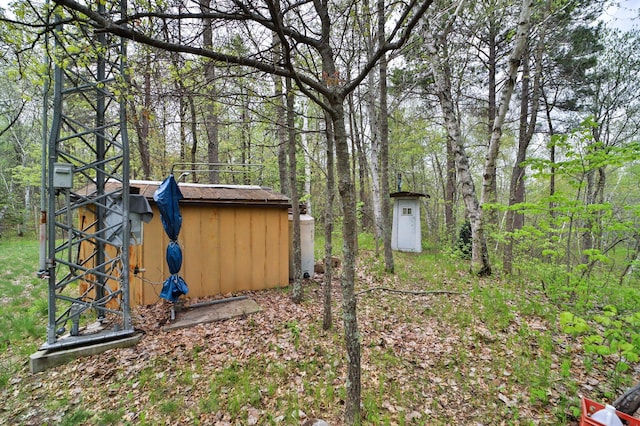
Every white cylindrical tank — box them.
[289,213,315,279]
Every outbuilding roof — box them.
[133,180,291,208]
[81,180,291,208]
[390,191,430,198]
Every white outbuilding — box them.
[390,191,428,253]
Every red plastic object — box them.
[580,398,640,426]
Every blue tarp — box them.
[153,175,188,302]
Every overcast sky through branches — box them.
[1,0,639,31]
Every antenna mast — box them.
[44,0,134,349]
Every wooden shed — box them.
[80,180,291,307]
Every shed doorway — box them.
[396,200,417,251]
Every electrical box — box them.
[104,195,152,246]
[53,163,73,189]
[129,212,143,245]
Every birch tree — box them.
[423,0,492,275]
[480,0,533,236]
[502,0,548,273]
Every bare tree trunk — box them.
[204,71,219,183]
[188,95,198,182]
[503,52,530,274]
[241,86,252,185]
[542,89,556,217]
[364,0,381,245]
[593,167,606,250]
[331,99,361,424]
[581,165,606,264]
[128,51,152,179]
[21,186,30,237]
[367,72,382,243]
[349,91,371,232]
[273,38,289,196]
[323,109,335,330]
[377,0,394,272]
[287,77,303,303]
[141,57,152,178]
[200,0,220,183]
[301,101,312,213]
[444,138,457,244]
[179,96,187,162]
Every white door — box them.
[397,200,416,250]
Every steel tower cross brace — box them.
[44,0,134,349]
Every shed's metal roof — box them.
[390,191,429,198]
[135,180,290,208]
[90,180,291,208]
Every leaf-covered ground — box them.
[2,250,639,425]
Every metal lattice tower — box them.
[44,0,134,349]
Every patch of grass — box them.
[282,391,301,422]
[199,389,221,413]
[159,398,183,415]
[314,229,345,259]
[560,358,572,378]
[362,391,390,424]
[0,239,47,391]
[177,366,194,386]
[136,366,155,388]
[284,319,301,347]
[96,407,125,425]
[11,314,46,340]
[28,297,49,317]
[0,368,9,388]
[356,232,376,251]
[204,359,265,417]
[475,285,515,330]
[1,283,24,298]
[61,408,93,426]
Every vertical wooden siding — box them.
[135,204,289,306]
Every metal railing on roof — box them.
[169,162,265,185]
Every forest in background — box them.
[0,0,638,279]
[1,0,639,422]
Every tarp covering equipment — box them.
[153,174,188,302]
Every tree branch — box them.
[343,0,434,95]
[53,0,329,95]
[356,286,465,296]
[0,101,26,139]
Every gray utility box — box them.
[53,163,73,189]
